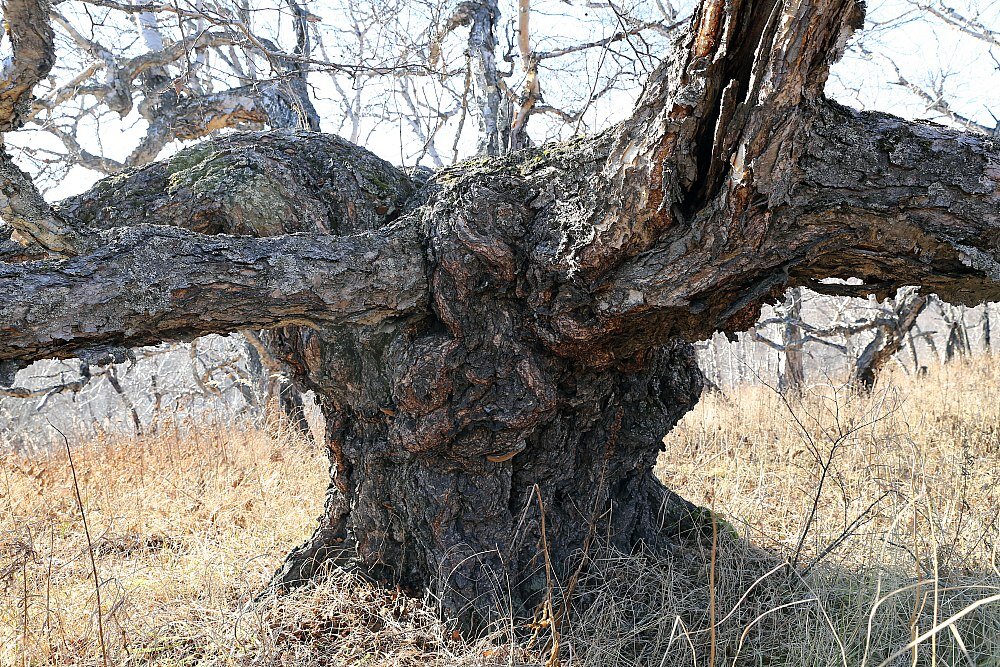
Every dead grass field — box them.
[3,356,1000,666]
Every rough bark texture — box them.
[0,0,55,132]
[0,224,426,368]
[260,153,708,620]
[5,0,1000,626]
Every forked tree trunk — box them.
[5,0,1000,628]
[207,143,709,621]
[853,288,929,388]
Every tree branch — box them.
[58,130,415,237]
[0,0,85,255]
[0,0,55,131]
[788,100,1000,304]
[853,288,928,387]
[0,146,85,254]
[0,223,428,368]
[589,98,1000,348]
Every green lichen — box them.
[354,161,397,198]
[166,148,240,195]
[164,143,299,233]
[165,142,219,177]
[229,173,296,235]
[692,506,740,540]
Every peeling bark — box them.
[443,0,504,156]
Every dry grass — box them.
[3,356,1000,665]
[564,356,1000,666]
[0,421,529,666]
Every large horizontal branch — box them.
[0,223,428,370]
[583,99,1000,350]
[788,100,1000,304]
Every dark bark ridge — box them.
[4,0,1000,624]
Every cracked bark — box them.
[4,0,1000,626]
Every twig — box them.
[802,490,893,575]
[533,484,560,667]
[52,424,109,667]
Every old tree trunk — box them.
[5,0,1000,623]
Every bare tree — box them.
[5,0,1000,628]
[852,288,930,387]
[747,287,932,390]
[936,296,974,361]
[12,0,676,185]
[776,288,806,391]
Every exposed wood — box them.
[508,0,539,151]
[0,147,85,255]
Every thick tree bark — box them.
[5,0,1000,626]
[0,224,426,370]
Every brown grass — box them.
[3,356,1000,665]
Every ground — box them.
[4,357,1000,666]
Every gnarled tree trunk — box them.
[4,0,1000,626]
